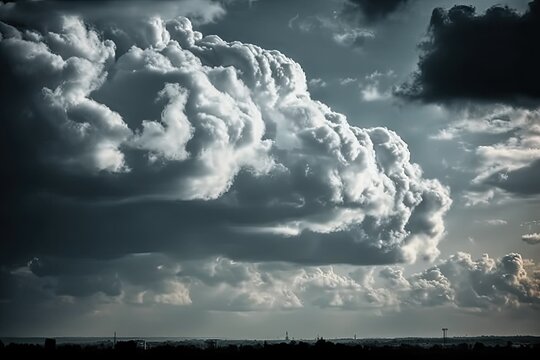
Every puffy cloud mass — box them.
[0,9,450,268]
[397,1,540,107]
[398,252,540,309]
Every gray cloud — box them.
[26,253,190,305]
[402,252,540,309]
[397,1,540,107]
[0,13,450,267]
[431,106,540,200]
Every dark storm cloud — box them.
[342,0,409,23]
[26,254,187,300]
[397,1,540,106]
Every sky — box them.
[0,0,539,338]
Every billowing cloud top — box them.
[0,12,450,266]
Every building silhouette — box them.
[44,338,56,350]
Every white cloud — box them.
[291,14,374,48]
[474,219,508,226]
[383,252,540,309]
[339,77,357,86]
[0,15,132,173]
[308,77,327,88]
[131,83,193,162]
[522,233,540,245]
[429,128,456,141]
[152,280,192,305]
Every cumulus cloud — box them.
[397,1,540,106]
[522,233,540,245]
[0,13,451,266]
[339,77,357,86]
[10,252,540,312]
[462,189,497,207]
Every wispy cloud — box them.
[308,77,327,88]
[474,219,507,226]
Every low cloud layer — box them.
[397,1,540,106]
[3,251,539,313]
[0,10,450,266]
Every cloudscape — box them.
[1,0,539,339]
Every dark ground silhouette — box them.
[1,338,539,359]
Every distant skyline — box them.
[1,0,539,337]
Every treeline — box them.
[1,339,539,359]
